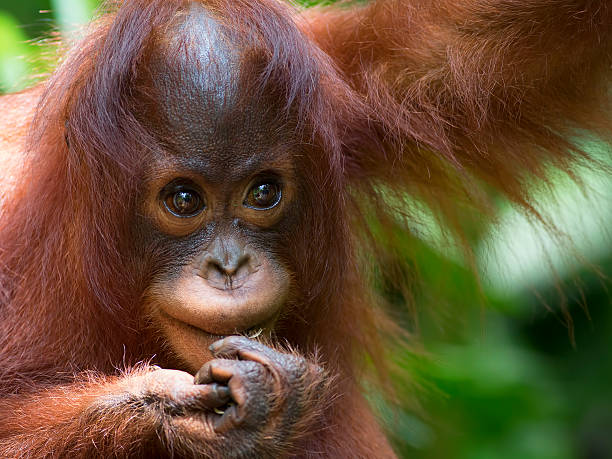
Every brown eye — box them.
[244,182,281,210]
[162,184,204,217]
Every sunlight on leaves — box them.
[50,0,97,36]
[478,144,611,295]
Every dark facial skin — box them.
[135,4,302,370]
[123,6,326,451]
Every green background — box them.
[1,1,610,458]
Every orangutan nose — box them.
[201,236,255,288]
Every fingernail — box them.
[209,339,224,352]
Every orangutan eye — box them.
[244,182,282,210]
[161,181,205,217]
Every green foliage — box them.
[0,0,98,93]
[385,171,611,458]
[0,13,30,92]
[50,0,98,35]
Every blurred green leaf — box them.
[0,12,30,92]
[50,0,97,36]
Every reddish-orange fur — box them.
[0,0,611,457]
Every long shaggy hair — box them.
[0,0,610,456]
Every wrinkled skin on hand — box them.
[132,337,327,458]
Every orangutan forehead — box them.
[149,3,239,133]
[143,2,291,176]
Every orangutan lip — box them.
[158,308,221,338]
[159,307,269,340]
